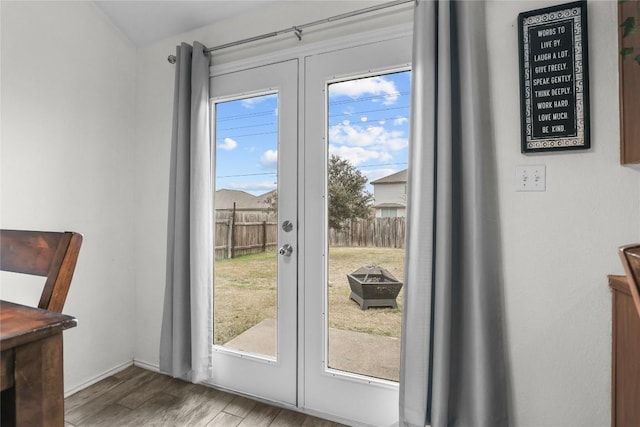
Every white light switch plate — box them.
[515,165,546,192]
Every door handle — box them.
[279,244,293,257]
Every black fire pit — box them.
[347,265,403,310]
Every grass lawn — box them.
[328,246,404,338]
[213,251,277,345]
[213,247,404,345]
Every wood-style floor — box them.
[65,366,347,427]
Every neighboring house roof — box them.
[254,189,276,206]
[370,169,407,185]
[215,189,266,210]
[373,202,406,208]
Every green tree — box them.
[263,190,278,214]
[261,155,373,230]
[328,154,373,231]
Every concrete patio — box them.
[224,318,400,382]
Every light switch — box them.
[515,165,546,192]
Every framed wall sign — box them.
[518,1,590,153]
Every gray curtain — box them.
[399,1,508,426]
[159,42,213,383]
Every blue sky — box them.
[214,70,411,195]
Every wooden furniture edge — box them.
[609,274,630,295]
[610,274,621,427]
[0,319,76,352]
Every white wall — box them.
[0,1,137,392]
[488,1,640,425]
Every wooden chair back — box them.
[619,244,640,320]
[0,230,82,313]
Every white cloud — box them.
[328,123,408,152]
[329,76,399,105]
[342,107,355,116]
[393,117,408,126]
[329,145,393,166]
[360,116,368,122]
[260,149,278,169]
[219,137,238,151]
[241,93,277,109]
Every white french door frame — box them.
[205,24,413,426]
[208,59,299,406]
[302,36,412,427]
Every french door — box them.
[302,36,411,426]
[210,59,298,405]
[209,35,412,426]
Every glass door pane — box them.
[326,71,410,382]
[214,92,279,359]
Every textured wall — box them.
[488,1,640,425]
[0,1,137,392]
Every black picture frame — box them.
[518,1,590,153]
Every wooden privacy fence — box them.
[215,213,406,259]
[328,217,406,249]
[215,211,277,260]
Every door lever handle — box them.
[278,244,293,257]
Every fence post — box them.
[262,220,267,253]
[230,202,236,259]
[226,217,233,259]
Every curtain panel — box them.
[399,1,509,426]
[159,42,213,383]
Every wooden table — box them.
[0,300,77,426]
[609,275,640,427]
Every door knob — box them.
[279,244,293,257]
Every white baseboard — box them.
[64,360,133,398]
[64,359,161,398]
[133,358,159,372]
[64,359,160,399]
